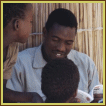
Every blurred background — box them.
[19,3,103,84]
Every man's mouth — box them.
[52,51,65,58]
[56,54,61,56]
[56,53,64,58]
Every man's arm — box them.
[3,79,43,103]
[91,94,103,103]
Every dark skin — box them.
[42,23,103,103]
[67,91,81,103]
[42,23,76,62]
[45,91,80,103]
[45,98,80,103]
[91,94,103,103]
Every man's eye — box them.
[66,41,73,45]
[52,38,58,41]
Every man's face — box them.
[43,23,76,62]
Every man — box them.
[6,8,102,102]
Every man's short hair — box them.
[41,58,79,103]
[3,3,31,28]
[45,8,77,33]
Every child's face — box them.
[17,5,33,43]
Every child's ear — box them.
[13,19,19,30]
[66,89,78,103]
[73,89,78,97]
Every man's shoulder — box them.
[68,49,93,64]
[69,49,89,59]
[18,46,38,58]
[16,46,40,64]
[68,49,96,73]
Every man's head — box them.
[45,8,77,32]
[3,3,33,43]
[41,58,79,103]
[42,8,77,62]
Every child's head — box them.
[41,58,80,103]
[3,3,33,43]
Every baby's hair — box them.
[41,58,79,103]
[45,8,77,33]
[3,3,31,28]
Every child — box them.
[3,3,43,103]
[41,58,80,103]
[3,3,33,78]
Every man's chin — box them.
[51,56,66,60]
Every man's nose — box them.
[56,42,66,52]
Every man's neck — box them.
[41,45,50,62]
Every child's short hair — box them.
[3,3,31,28]
[41,58,79,103]
[45,8,77,33]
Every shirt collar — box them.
[33,44,47,68]
[67,49,75,62]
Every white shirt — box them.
[6,44,100,101]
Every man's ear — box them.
[13,19,19,30]
[43,27,47,37]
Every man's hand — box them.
[91,94,103,103]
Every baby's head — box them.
[41,58,80,103]
[3,3,33,43]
